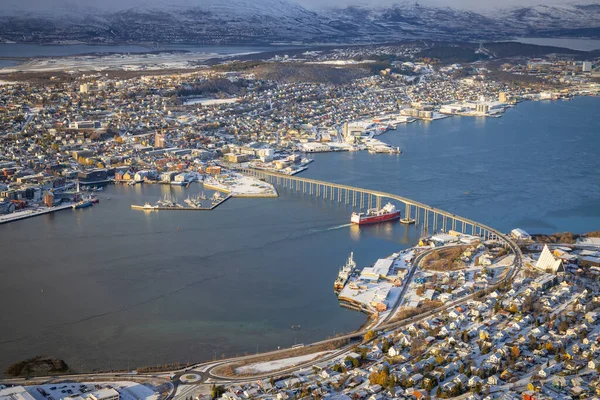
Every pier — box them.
[131,195,231,211]
[0,203,75,225]
[237,168,523,272]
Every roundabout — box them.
[178,373,202,384]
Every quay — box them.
[131,195,231,211]
[0,203,74,225]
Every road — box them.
[1,183,524,397]
[2,240,522,396]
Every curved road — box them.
[1,177,523,394]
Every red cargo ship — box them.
[351,203,401,225]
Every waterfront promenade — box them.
[0,204,74,225]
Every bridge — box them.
[238,168,520,253]
[0,170,524,389]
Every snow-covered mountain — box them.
[1,0,599,45]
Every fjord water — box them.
[1,97,599,372]
[0,43,280,58]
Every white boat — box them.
[334,252,356,293]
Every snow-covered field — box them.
[0,52,256,74]
[235,351,332,374]
[204,175,277,197]
[183,98,239,106]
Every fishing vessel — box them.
[72,199,93,209]
[351,203,401,225]
[334,252,357,294]
[157,194,177,208]
[184,195,204,208]
[211,192,223,205]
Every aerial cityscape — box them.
[1,1,600,400]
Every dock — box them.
[0,203,74,225]
[131,195,231,211]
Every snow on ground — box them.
[116,381,159,400]
[495,254,515,267]
[18,381,159,400]
[205,175,277,197]
[577,237,600,246]
[0,52,257,74]
[235,351,332,374]
[183,98,239,106]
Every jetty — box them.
[131,195,231,211]
[0,203,74,225]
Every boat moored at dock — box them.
[334,252,357,294]
[72,199,93,209]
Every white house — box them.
[388,346,401,357]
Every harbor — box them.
[131,192,231,211]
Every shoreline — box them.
[0,204,74,225]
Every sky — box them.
[1,0,590,13]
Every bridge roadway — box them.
[238,168,509,243]
[1,171,523,393]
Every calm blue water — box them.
[304,97,600,235]
[0,97,598,373]
[0,59,20,68]
[513,37,600,51]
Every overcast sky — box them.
[2,0,587,13]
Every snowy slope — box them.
[1,0,599,44]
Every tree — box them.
[364,330,376,342]
[211,384,225,399]
[461,330,469,343]
[387,374,397,391]
[381,338,391,353]
[511,345,520,359]
[359,347,368,360]
[494,302,501,313]
[410,337,425,358]
[345,356,359,367]
[369,367,390,386]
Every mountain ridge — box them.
[1,1,599,45]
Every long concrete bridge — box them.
[238,168,519,251]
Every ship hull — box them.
[352,211,401,225]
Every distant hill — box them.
[1,1,600,45]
